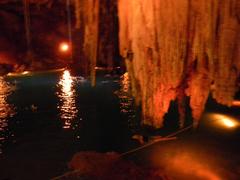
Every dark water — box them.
[0,69,139,179]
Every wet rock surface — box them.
[118,0,240,127]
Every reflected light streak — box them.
[116,72,137,132]
[7,71,30,77]
[58,70,78,129]
[22,71,29,75]
[0,77,15,153]
[118,72,131,113]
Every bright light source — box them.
[221,118,236,128]
[59,42,69,52]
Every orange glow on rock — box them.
[151,146,223,180]
[118,0,239,128]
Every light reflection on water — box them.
[117,72,138,132]
[118,72,131,112]
[0,77,15,153]
[57,70,78,129]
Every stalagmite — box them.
[118,0,240,128]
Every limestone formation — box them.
[118,0,240,127]
[73,0,99,86]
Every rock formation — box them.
[97,0,119,68]
[73,0,119,84]
[118,0,240,127]
[73,0,99,85]
[0,0,119,75]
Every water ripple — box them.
[0,77,15,153]
[57,70,78,129]
[115,72,138,132]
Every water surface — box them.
[0,69,138,179]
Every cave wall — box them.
[118,0,240,127]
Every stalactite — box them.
[23,0,32,63]
[118,0,240,128]
[66,0,73,62]
[85,0,99,86]
[73,0,99,86]
[74,0,81,29]
[97,0,119,68]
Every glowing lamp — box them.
[211,113,238,129]
[59,42,70,52]
[221,118,236,128]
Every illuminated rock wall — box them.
[118,0,240,127]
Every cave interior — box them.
[0,0,239,179]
